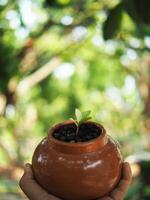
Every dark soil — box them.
[53,123,101,142]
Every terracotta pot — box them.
[32,121,123,200]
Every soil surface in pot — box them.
[53,123,101,142]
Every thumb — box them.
[23,163,34,179]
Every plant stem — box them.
[75,124,79,136]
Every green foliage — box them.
[103,3,123,40]
[70,109,92,135]
[103,0,150,40]
[0,0,150,198]
[124,0,150,25]
[0,177,18,193]
[75,108,92,125]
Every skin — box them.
[19,162,132,200]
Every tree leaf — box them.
[103,3,123,40]
[124,0,150,25]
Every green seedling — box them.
[70,108,92,135]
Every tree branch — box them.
[16,31,88,95]
[0,143,13,163]
[16,56,61,96]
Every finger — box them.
[100,197,113,200]
[122,162,132,183]
[109,162,132,200]
[116,179,131,194]
[110,190,123,200]
[115,162,132,193]
[113,162,132,195]
[23,163,34,179]
[19,163,60,200]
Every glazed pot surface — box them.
[32,121,123,200]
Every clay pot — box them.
[32,121,123,200]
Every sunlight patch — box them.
[53,63,75,80]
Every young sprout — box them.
[70,109,92,135]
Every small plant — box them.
[70,109,92,135]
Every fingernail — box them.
[24,163,31,172]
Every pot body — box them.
[32,122,122,200]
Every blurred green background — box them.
[0,0,150,199]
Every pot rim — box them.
[47,120,108,154]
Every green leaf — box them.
[82,110,91,119]
[124,0,140,24]
[124,0,150,25]
[78,110,92,125]
[79,117,92,125]
[75,109,82,122]
[103,3,123,40]
[74,109,92,125]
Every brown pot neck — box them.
[48,120,108,154]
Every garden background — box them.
[0,0,150,199]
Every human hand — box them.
[100,162,132,200]
[19,162,132,200]
[19,163,61,200]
